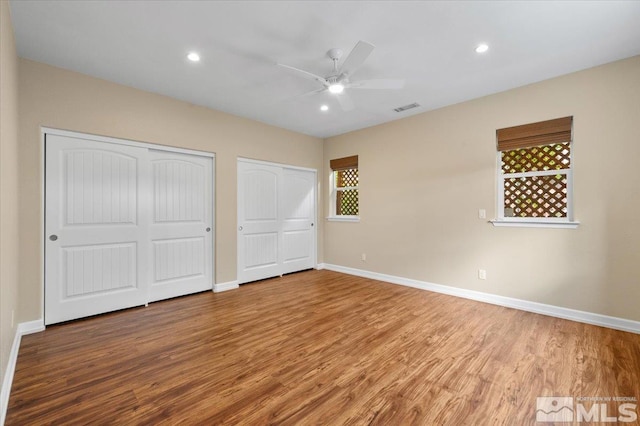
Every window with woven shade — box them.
[495,117,578,227]
[330,155,359,218]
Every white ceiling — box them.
[9,1,640,138]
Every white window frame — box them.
[327,169,359,222]
[492,141,579,229]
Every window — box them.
[494,116,578,228]
[329,155,359,220]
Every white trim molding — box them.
[213,281,239,293]
[322,264,640,335]
[326,216,360,222]
[491,219,580,229]
[0,330,20,425]
[17,320,45,336]
[1,319,45,424]
[236,156,316,173]
[42,127,216,158]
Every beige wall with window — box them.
[1,0,20,383]
[10,46,640,326]
[324,55,640,322]
[17,59,324,322]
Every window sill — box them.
[490,219,580,229]
[326,216,360,223]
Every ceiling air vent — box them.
[393,102,420,113]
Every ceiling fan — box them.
[277,40,405,111]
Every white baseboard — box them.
[213,281,239,293]
[316,263,326,270]
[17,320,45,336]
[1,319,45,424]
[322,263,640,335]
[0,329,20,426]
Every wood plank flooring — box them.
[6,270,640,425]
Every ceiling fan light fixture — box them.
[187,52,200,62]
[328,83,344,94]
[475,43,489,53]
[320,105,329,112]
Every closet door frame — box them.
[237,157,318,284]
[40,127,216,326]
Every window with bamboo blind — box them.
[495,116,577,227]
[330,155,359,218]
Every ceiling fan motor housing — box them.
[327,48,343,61]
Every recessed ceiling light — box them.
[328,83,344,94]
[475,44,489,53]
[320,105,329,112]
[187,52,200,62]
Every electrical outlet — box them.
[479,209,486,219]
[361,253,366,261]
[478,269,487,280]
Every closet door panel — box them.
[281,168,316,274]
[237,161,282,284]
[45,134,150,325]
[148,150,213,302]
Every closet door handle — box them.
[206,227,211,232]
[49,234,58,241]
[238,226,243,231]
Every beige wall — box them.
[324,55,640,322]
[11,43,640,325]
[0,0,20,382]
[18,59,324,322]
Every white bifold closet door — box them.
[237,159,316,284]
[45,133,213,325]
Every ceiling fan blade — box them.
[300,87,327,97]
[339,40,375,77]
[278,87,326,105]
[336,92,355,112]
[348,79,405,90]
[277,63,329,87]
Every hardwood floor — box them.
[7,270,640,425]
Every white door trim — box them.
[237,156,316,173]
[40,127,216,327]
[42,127,215,158]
